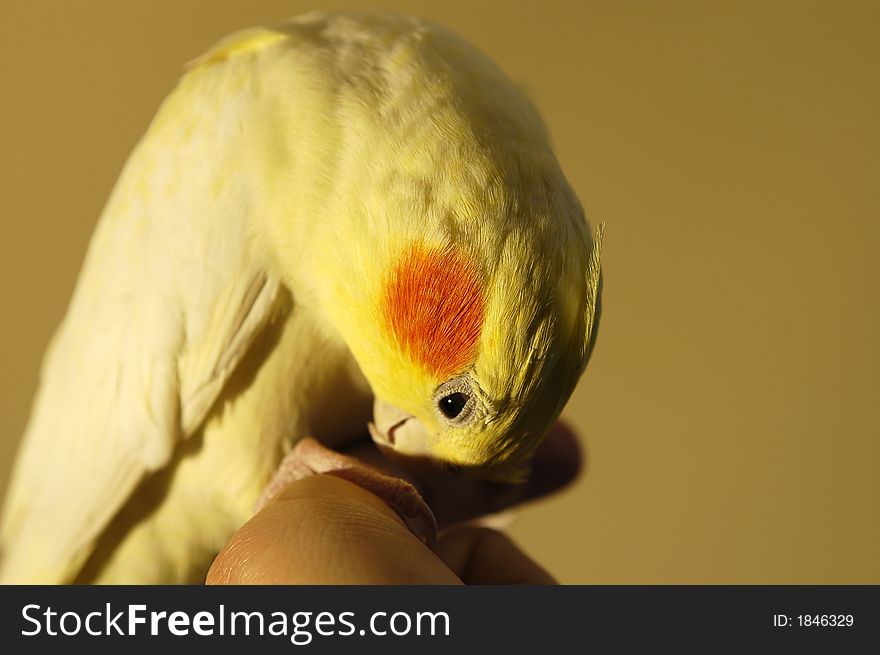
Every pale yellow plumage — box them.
[0,12,602,584]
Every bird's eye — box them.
[439,392,469,418]
[433,375,479,427]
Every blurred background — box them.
[1,1,877,583]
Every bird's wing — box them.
[0,33,289,583]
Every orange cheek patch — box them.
[383,245,485,380]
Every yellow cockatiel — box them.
[0,12,603,583]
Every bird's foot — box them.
[256,437,437,545]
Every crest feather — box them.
[582,222,605,365]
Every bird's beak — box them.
[368,398,433,458]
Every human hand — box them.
[206,423,580,585]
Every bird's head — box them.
[316,139,604,482]
[355,212,603,483]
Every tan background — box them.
[1,1,878,583]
